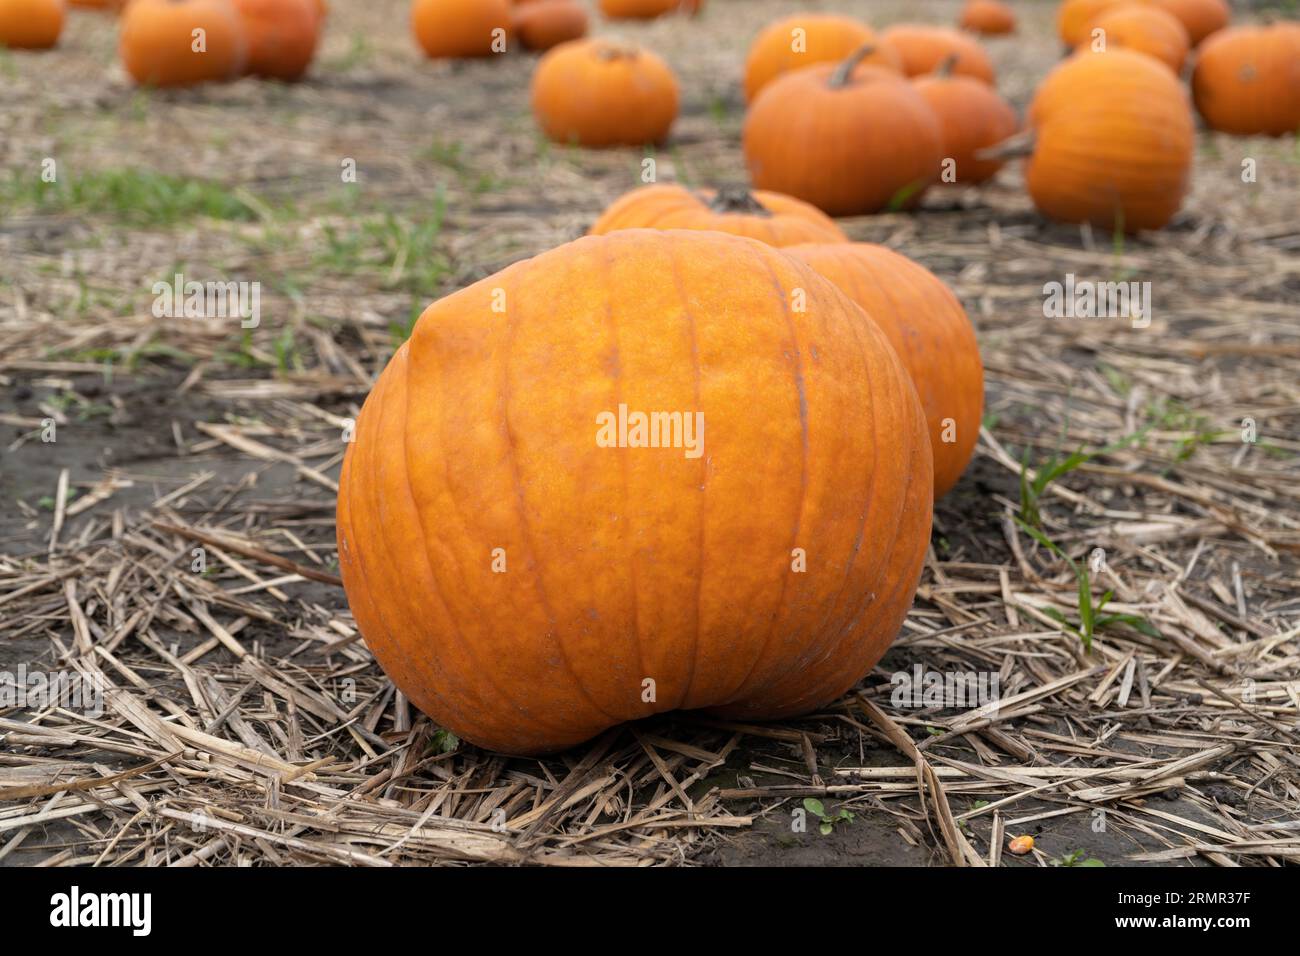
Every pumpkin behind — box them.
[881,23,996,84]
[1192,23,1300,136]
[785,243,984,499]
[337,229,934,754]
[411,0,511,59]
[0,0,65,49]
[959,0,1016,36]
[588,184,848,246]
[1085,4,1190,73]
[119,0,247,87]
[232,0,318,80]
[743,14,899,102]
[513,0,587,51]
[913,68,1019,185]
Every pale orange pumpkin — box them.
[598,0,677,18]
[960,0,1016,36]
[118,0,247,87]
[744,51,944,215]
[1085,4,1190,73]
[0,0,64,48]
[913,62,1019,185]
[1143,0,1227,46]
[1192,23,1300,136]
[337,229,934,754]
[743,14,900,102]
[1024,48,1194,231]
[1058,0,1122,47]
[588,184,848,246]
[785,243,984,498]
[881,23,996,84]
[411,0,511,59]
[232,0,318,80]
[531,38,679,147]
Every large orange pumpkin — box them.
[232,0,318,80]
[959,0,1016,36]
[531,38,679,147]
[881,24,996,84]
[588,184,848,246]
[1192,23,1300,136]
[743,14,900,102]
[0,0,64,48]
[744,53,945,216]
[411,0,511,59]
[119,0,247,87]
[1024,48,1193,231]
[913,65,1019,185]
[513,0,586,51]
[785,243,983,498]
[1085,4,1190,72]
[336,229,934,755]
[1143,0,1227,46]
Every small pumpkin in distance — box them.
[531,38,679,147]
[411,0,511,59]
[1020,47,1194,231]
[1085,4,1189,73]
[1142,0,1227,46]
[588,183,848,246]
[68,0,124,11]
[598,0,687,18]
[881,23,996,84]
[785,242,984,499]
[232,0,319,80]
[337,228,934,755]
[118,0,247,87]
[1192,22,1300,136]
[513,0,586,51]
[913,58,1019,185]
[0,0,65,48]
[1057,0,1122,48]
[743,14,900,102]
[960,0,1016,36]
[744,48,944,216]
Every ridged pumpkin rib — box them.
[720,254,812,705]
[664,245,707,711]
[500,260,625,726]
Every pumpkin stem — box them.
[974,128,1037,162]
[935,53,960,78]
[828,45,877,88]
[706,186,771,216]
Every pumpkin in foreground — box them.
[337,229,934,755]
[119,0,247,87]
[1192,22,1300,137]
[531,38,679,146]
[1022,48,1193,232]
[588,183,847,246]
[0,0,64,49]
[785,243,984,499]
[744,51,944,216]
[743,14,900,102]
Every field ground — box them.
[1,1,1298,866]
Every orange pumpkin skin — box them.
[68,0,123,11]
[881,24,996,84]
[588,184,848,246]
[0,0,64,48]
[336,229,934,755]
[598,0,676,19]
[1085,4,1189,73]
[531,39,679,147]
[913,72,1019,185]
[119,0,247,87]
[513,0,586,51]
[1143,0,1227,46]
[411,0,511,59]
[744,62,944,216]
[960,0,1016,36]
[1026,48,1193,232]
[785,243,983,499]
[232,0,318,80]
[1058,0,1122,47]
[1193,23,1300,136]
[743,14,900,102]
